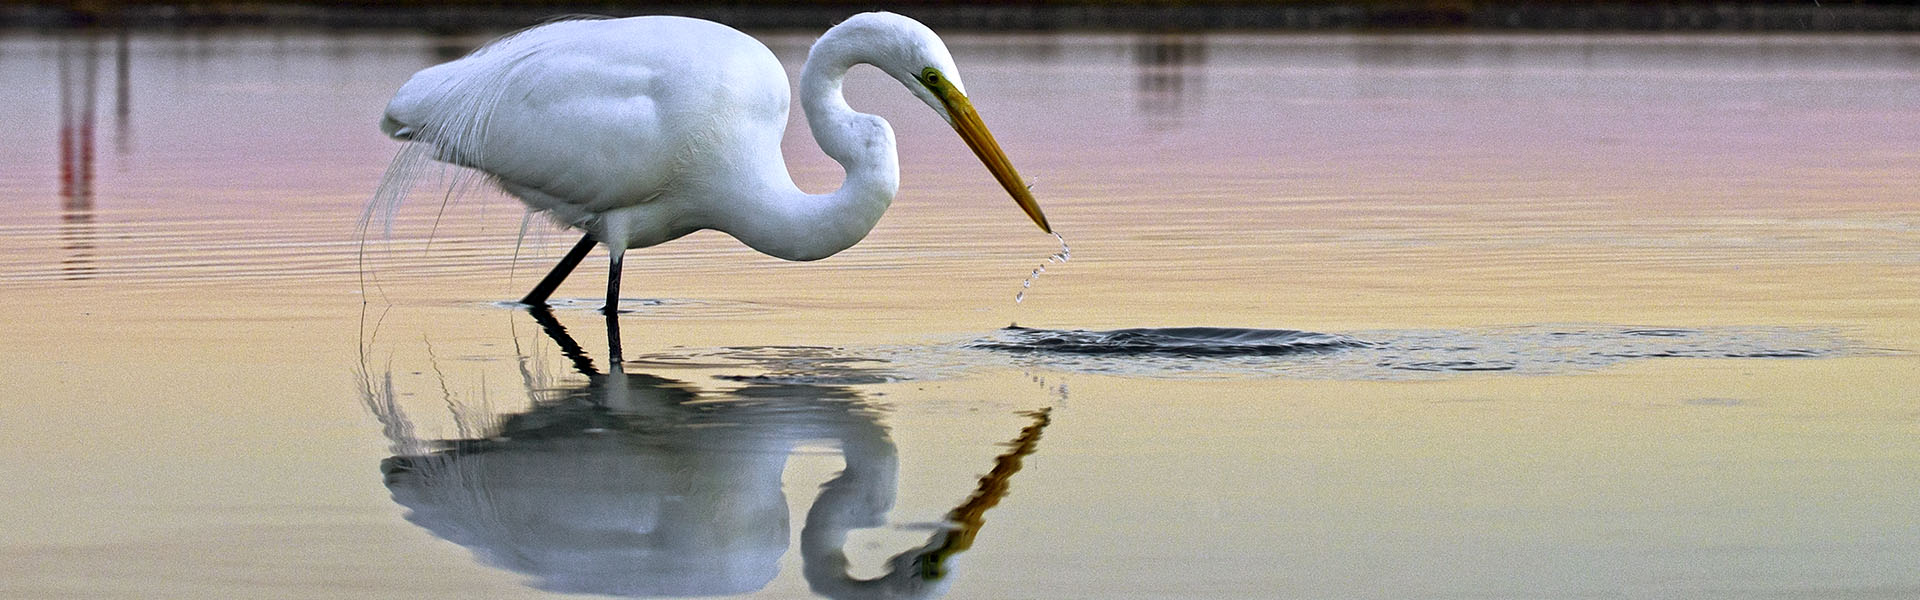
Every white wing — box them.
[382,16,790,217]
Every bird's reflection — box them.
[363,308,1047,598]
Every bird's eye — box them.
[922,68,942,85]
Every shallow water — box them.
[3,28,1919,599]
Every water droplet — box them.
[1013,232,1071,303]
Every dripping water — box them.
[1015,232,1071,303]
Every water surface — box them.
[2,28,1917,599]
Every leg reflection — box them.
[367,308,1052,598]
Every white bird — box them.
[379,12,1051,314]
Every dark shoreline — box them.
[7,2,1920,32]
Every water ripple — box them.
[968,325,1368,356]
[622,324,1866,384]
[493,297,776,319]
[959,324,1865,379]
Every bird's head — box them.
[839,12,1052,234]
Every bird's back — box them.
[382,16,792,223]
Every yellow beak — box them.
[935,87,1052,233]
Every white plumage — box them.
[377,12,1049,313]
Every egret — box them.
[379,12,1051,314]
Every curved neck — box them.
[801,25,903,190]
[730,32,900,262]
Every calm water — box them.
[3,27,1918,599]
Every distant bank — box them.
[6,1,1917,31]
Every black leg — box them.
[520,233,597,307]
[604,308,623,366]
[602,247,624,316]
